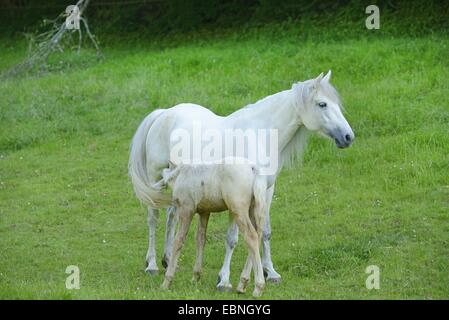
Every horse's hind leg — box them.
[162,206,178,268]
[145,208,159,275]
[161,208,194,290]
[193,212,210,282]
[217,218,238,292]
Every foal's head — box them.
[294,71,354,148]
[153,161,181,190]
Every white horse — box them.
[154,159,267,297]
[129,71,354,290]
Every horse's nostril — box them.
[345,134,351,142]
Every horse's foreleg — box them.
[262,184,282,283]
[162,206,178,269]
[216,218,238,292]
[145,208,159,275]
[193,212,210,282]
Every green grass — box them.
[0,26,448,299]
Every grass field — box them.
[0,25,448,299]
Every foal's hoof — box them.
[161,279,170,290]
[236,278,249,294]
[252,284,264,298]
[252,289,263,298]
[216,284,233,293]
[192,272,201,282]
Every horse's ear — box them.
[309,72,323,93]
[313,72,324,88]
[323,70,332,82]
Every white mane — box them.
[280,125,309,169]
[240,83,314,170]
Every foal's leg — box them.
[162,205,178,268]
[161,209,194,290]
[145,208,159,275]
[262,184,282,283]
[234,213,265,298]
[236,205,266,296]
[217,218,238,292]
[192,212,210,282]
[236,255,252,294]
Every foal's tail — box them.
[252,172,267,235]
[128,109,172,208]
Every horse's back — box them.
[169,103,226,131]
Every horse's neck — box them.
[226,89,302,150]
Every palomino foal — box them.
[155,160,267,297]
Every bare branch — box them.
[1,0,100,79]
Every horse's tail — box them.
[128,109,172,208]
[252,170,267,235]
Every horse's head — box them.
[295,71,354,148]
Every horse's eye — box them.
[318,102,327,108]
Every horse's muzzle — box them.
[331,130,354,148]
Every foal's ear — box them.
[153,179,166,191]
[323,70,332,82]
[168,160,176,169]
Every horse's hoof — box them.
[264,268,282,284]
[266,276,281,284]
[145,267,159,275]
[216,284,233,293]
[161,255,169,269]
